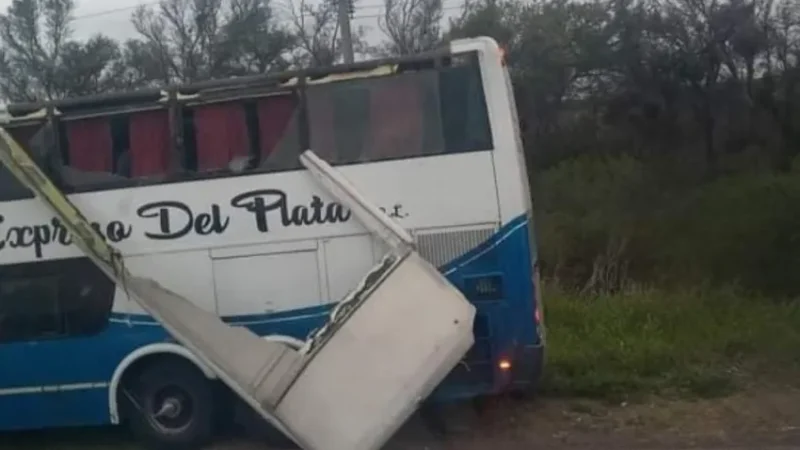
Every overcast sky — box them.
[0,0,144,41]
[0,0,463,49]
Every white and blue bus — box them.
[0,37,543,448]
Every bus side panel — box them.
[0,323,171,431]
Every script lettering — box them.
[136,201,230,240]
[230,189,351,232]
[0,215,132,258]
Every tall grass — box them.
[539,284,800,399]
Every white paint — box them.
[273,252,476,450]
[107,342,218,424]
[323,235,377,303]
[113,249,218,315]
[0,381,108,396]
[210,239,318,260]
[0,152,499,266]
[262,334,306,351]
[213,246,323,315]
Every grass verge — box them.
[539,284,800,400]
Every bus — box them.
[0,36,544,448]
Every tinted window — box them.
[0,258,114,343]
[0,124,45,202]
[0,167,33,202]
[183,93,303,175]
[56,113,173,192]
[306,60,493,165]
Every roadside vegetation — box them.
[541,284,800,399]
[535,159,800,400]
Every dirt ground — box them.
[3,386,800,449]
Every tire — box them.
[125,359,215,450]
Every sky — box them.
[0,0,144,41]
[0,0,465,46]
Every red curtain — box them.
[66,117,112,172]
[257,94,296,158]
[129,109,171,177]
[368,78,423,160]
[193,102,250,171]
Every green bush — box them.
[540,284,800,399]
[534,154,664,292]
[535,154,800,296]
[658,173,800,296]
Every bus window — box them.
[58,116,130,191]
[257,94,297,158]
[367,74,428,160]
[6,123,44,150]
[192,102,251,172]
[331,84,370,163]
[129,109,171,178]
[0,166,33,202]
[306,87,338,162]
[65,117,113,173]
[256,93,303,172]
[306,62,492,165]
[438,62,493,154]
[0,275,61,342]
[0,258,113,343]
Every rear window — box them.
[306,58,493,165]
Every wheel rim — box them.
[149,385,194,434]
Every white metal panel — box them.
[323,234,376,303]
[112,250,217,315]
[210,239,317,259]
[213,249,322,316]
[0,151,498,266]
[274,252,475,450]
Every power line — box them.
[72,2,159,21]
[71,0,463,21]
[353,4,462,19]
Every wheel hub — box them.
[154,396,183,419]
[149,386,194,433]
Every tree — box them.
[378,0,443,55]
[127,0,295,85]
[286,0,340,67]
[753,0,800,170]
[449,0,615,166]
[286,0,369,67]
[0,0,123,102]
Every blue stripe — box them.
[0,214,540,431]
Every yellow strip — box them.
[0,127,125,278]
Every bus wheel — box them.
[126,359,215,450]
